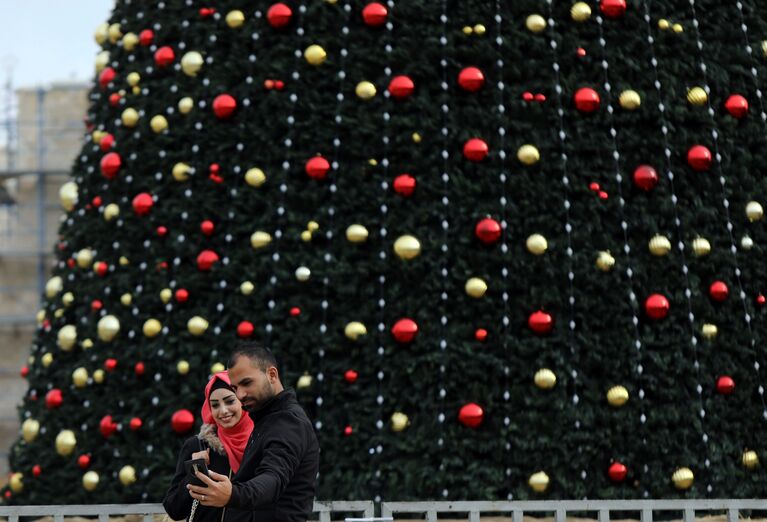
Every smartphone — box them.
[184,458,210,487]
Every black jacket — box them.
[163,424,251,522]
[226,389,320,522]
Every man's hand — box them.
[187,470,232,507]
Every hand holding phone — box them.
[184,458,210,487]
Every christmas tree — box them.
[4,0,767,504]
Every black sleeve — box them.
[163,437,198,520]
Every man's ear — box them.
[268,366,279,384]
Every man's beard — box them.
[243,382,276,412]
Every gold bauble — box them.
[188,316,209,336]
[251,231,273,248]
[344,321,367,341]
[160,288,172,304]
[607,385,629,407]
[108,23,123,44]
[104,203,120,221]
[97,314,121,342]
[474,24,486,35]
[121,107,140,127]
[41,353,54,368]
[304,44,327,66]
[534,368,557,390]
[356,81,377,100]
[742,450,760,470]
[143,318,162,338]
[76,248,94,268]
[346,224,369,243]
[45,276,64,298]
[211,362,225,374]
[150,115,168,133]
[692,237,711,256]
[93,369,105,384]
[528,471,550,493]
[649,234,671,256]
[72,367,89,388]
[226,10,246,28]
[57,325,77,351]
[9,472,23,493]
[94,22,109,45]
[301,230,313,242]
[308,221,320,232]
[596,251,615,272]
[82,338,94,350]
[297,373,313,389]
[59,181,79,211]
[526,234,548,255]
[62,292,74,307]
[672,467,694,490]
[245,167,266,187]
[517,144,540,165]
[391,412,410,432]
[412,132,422,143]
[658,19,670,30]
[119,255,129,265]
[120,293,132,306]
[122,32,139,51]
[36,310,45,324]
[762,40,767,57]
[295,266,311,282]
[687,87,708,106]
[672,23,684,33]
[119,465,137,486]
[95,50,110,73]
[54,309,64,319]
[701,323,718,340]
[177,360,190,375]
[82,471,100,491]
[22,418,40,442]
[181,51,204,77]
[526,14,547,33]
[619,90,641,110]
[132,85,141,95]
[570,2,592,22]
[240,281,255,295]
[178,97,194,114]
[126,72,141,86]
[172,162,192,181]
[462,26,473,35]
[394,235,421,260]
[465,277,488,298]
[746,201,764,222]
[741,235,754,250]
[55,430,77,456]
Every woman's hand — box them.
[191,448,210,464]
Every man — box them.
[188,343,320,522]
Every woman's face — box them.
[209,387,243,429]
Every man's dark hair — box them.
[228,342,280,373]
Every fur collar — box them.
[197,423,226,455]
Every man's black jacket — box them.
[226,389,320,522]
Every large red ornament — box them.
[393,174,416,197]
[687,145,712,172]
[463,138,489,162]
[45,389,63,409]
[458,403,484,428]
[528,310,554,335]
[104,358,118,372]
[306,156,330,180]
[129,417,143,431]
[344,370,359,383]
[362,2,388,27]
[457,67,485,93]
[32,465,42,477]
[645,294,670,320]
[154,46,175,67]
[344,425,353,436]
[475,217,502,245]
[197,250,219,271]
[175,288,189,303]
[213,94,237,119]
[200,220,215,236]
[95,261,108,277]
[574,87,601,113]
[391,318,419,343]
[267,3,292,28]
[716,375,735,395]
[757,294,766,306]
[725,94,748,119]
[600,0,627,18]
[237,321,255,338]
[171,409,195,433]
[139,29,154,46]
[474,328,488,342]
[290,306,301,317]
[709,281,729,302]
[91,299,103,312]
[633,165,659,191]
[134,362,145,376]
[99,415,118,438]
[608,462,628,482]
[100,152,122,179]
[99,133,115,151]
[20,366,29,378]
[98,67,116,89]
[132,193,153,216]
[156,226,168,237]
[388,75,415,99]
[77,454,91,469]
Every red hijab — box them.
[201,372,254,473]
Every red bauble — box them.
[156,226,168,237]
[344,370,359,383]
[600,0,627,18]
[290,306,301,316]
[725,94,748,119]
[608,462,628,482]
[45,389,63,409]
[20,366,29,378]
[109,92,122,106]
[32,465,42,477]
[91,196,103,207]
[709,280,729,302]
[474,328,488,342]
[457,67,485,93]
[134,362,145,376]
[237,321,255,338]
[362,2,388,27]
[100,152,122,179]
[104,358,118,372]
[458,403,484,428]
[78,454,91,469]
[522,91,534,102]
[306,155,330,180]
[475,217,502,245]
[171,409,195,434]
[67,258,76,268]
[577,47,587,57]
[99,133,115,151]
[175,288,189,303]
[687,145,712,172]
[528,310,554,335]
[534,93,546,102]
[99,415,118,438]
[200,220,215,236]
[393,174,416,197]
[98,67,116,89]
[132,192,153,216]
[645,293,670,320]
[633,165,659,191]
[213,94,237,119]
[197,249,220,271]
[139,29,154,46]
[716,375,735,395]
[91,299,103,312]
[388,75,415,99]
[757,294,766,306]
[95,262,108,277]
[574,87,601,113]
[463,138,489,162]
[267,3,293,28]
[154,46,175,67]
[129,417,143,431]
[344,425,353,436]
[391,318,419,343]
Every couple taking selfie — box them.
[163,343,320,522]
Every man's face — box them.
[228,356,278,413]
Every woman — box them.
[164,372,254,522]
